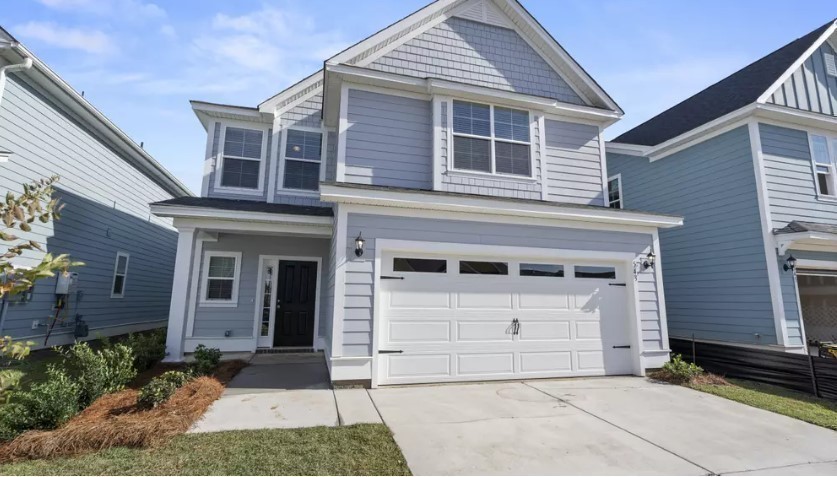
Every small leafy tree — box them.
[0,337,32,402]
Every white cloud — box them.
[14,21,116,55]
[36,0,165,19]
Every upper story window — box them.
[810,134,837,197]
[607,175,623,209]
[282,129,322,191]
[452,100,531,177]
[218,126,265,191]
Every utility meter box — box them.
[55,271,78,295]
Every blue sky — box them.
[4,0,836,193]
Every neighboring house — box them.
[607,19,837,356]
[152,0,682,387]
[0,28,191,347]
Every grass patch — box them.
[0,424,411,476]
[691,378,837,431]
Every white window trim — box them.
[808,132,837,201]
[277,125,324,195]
[608,174,623,209]
[199,251,242,308]
[213,121,269,196]
[110,251,130,299]
[448,99,535,179]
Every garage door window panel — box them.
[393,258,447,273]
[459,261,508,275]
[520,263,564,277]
[574,266,617,279]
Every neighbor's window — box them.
[452,100,531,177]
[220,126,263,189]
[202,252,241,304]
[283,129,322,191]
[393,258,447,273]
[574,266,616,279]
[608,175,623,209]
[811,134,836,196]
[110,252,129,298]
[520,263,564,277]
[460,261,509,275]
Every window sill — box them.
[816,194,837,203]
[198,301,239,308]
[275,188,320,197]
[444,169,538,184]
[214,186,264,196]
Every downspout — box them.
[0,42,33,108]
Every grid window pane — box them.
[208,256,236,278]
[494,142,530,176]
[460,261,508,275]
[493,107,529,142]
[116,255,128,274]
[453,136,491,172]
[819,172,832,195]
[283,160,321,190]
[453,101,490,137]
[221,158,260,189]
[608,177,622,208]
[224,127,263,159]
[285,130,322,160]
[207,279,233,300]
[112,275,125,294]
[812,135,831,164]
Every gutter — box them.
[0,40,32,108]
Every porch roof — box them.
[774,221,837,255]
[152,197,333,217]
[775,221,837,236]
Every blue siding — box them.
[369,17,583,105]
[608,126,777,345]
[768,41,837,117]
[544,119,604,206]
[345,89,433,189]
[0,74,177,344]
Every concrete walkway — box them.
[189,353,381,433]
[370,377,837,476]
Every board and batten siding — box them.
[192,234,330,340]
[0,74,177,342]
[768,40,837,117]
[368,16,583,105]
[344,88,433,189]
[544,119,605,206]
[340,213,661,357]
[608,126,778,345]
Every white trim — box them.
[775,231,837,255]
[432,95,443,191]
[795,258,837,270]
[605,141,649,157]
[607,174,623,209]
[198,251,242,308]
[652,229,671,352]
[185,231,217,338]
[151,204,333,226]
[201,121,216,198]
[538,114,547,201]
[331,206,348,357]
[336,82,349,182]
[172,217,332,238]
[757,21,837,104]
[213,121,270,196]
[253,255,323,349]
[164,227,196,362]
[344,81,430,101]
[598,126,609,207]
[24,320,167,351]
[320,183,683,229]
[267,120,282,203]
[748,120,790,347]
[328,355,374,382]
[790,269,810,351]
[109,251,129,299]
[258,69,323,113]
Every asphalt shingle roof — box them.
[152,196,333,217]
[774,220,837,235]
[613,20,835,147]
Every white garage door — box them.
[377,252,635,385]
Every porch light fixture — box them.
[783,254,797,272]
[354,232,365,257]
[642,252,656,270]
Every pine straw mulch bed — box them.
[0,360,248,463]
[647,368,729,386]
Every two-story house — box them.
[607,19,837,357]
[152,0,682,386]
[0,27,190,347]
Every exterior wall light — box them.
[642,251,656,270]
[783,254,797,272]
[354,232,365,257]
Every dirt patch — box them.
[0,360,247,463]
[648,369,728,386]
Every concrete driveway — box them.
[369,377,837,475]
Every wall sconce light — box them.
[354,232,365,257]
[642,251,656,270]
[783,254,797,272]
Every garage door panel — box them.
[386,354,451,378]
[517,321,571,341]
[457,291,513,309]
[389,289,451,309]
[457,321,514,342]
[577,350,606,371]
[389,321,450,343]
[518,292,570,310]
[457,353,514,375]
[575,321,603,340]
[519,351,572,373]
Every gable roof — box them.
[614,19,837,147]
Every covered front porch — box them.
[150,197,334,361]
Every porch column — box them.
[163,226,196,362]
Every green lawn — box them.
[691,378,837,431]
[0,424,411,476]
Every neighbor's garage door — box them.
[376,252,635,385]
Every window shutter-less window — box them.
[221,127,263,189]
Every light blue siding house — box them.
[0,28,191,347]
[607,19,837,356]
[153,0,682,387]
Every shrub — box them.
[60,342,137,408]
[0,365,80,441]
[191,345,222,376]
[657,354,704,384]
[124,329,166,372]
[137,370,192,409]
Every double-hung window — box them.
[201,252,241,306]
[283,129,322,191]
[219,126,264,190]
[452,100,531,177]
[110,252,129,298]
[811,134,837,197]
[607,175,623,209]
